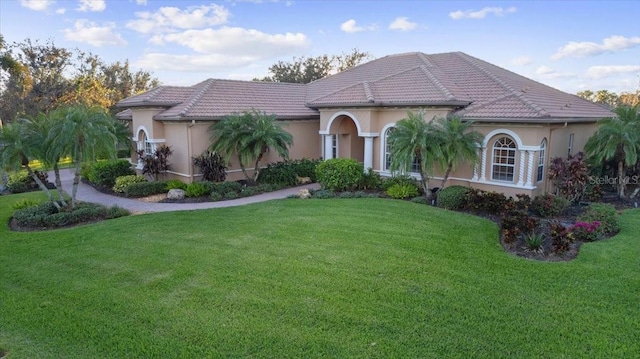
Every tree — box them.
[0,118,61,209]
[432,116,483,190]
[49,104,118,207]
[387,111,442,199]
[256,49,372,84]
[577,89,620,108]
[585,105,640,198]
[209,110,293,182]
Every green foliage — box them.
[548,153,589,202]
[11,199,40,210]
[87,160,134,187]
[315,158,363,191]
[386,183,419,199]
[501,210,539,244]
[193,151,227,182]
[524,232,545,251]
[165,179,187,191]
[382,174,418,191]
[185,182,210,198]
[310,189,335,199]
[258,158,321,186]
[138,144,172,181]
[116,148,131,159]
[410,196,428,204]
[436,185,470,210]
[209,192,223,201]
[577,203,620,236]
[112,175,146,193]
[549,221,574,254]
[123,181,168,198]
[531,194,570,218]
[466,188,510,214]
[359,168,383,190]
[12,201,129,229]
[7,170,31,193]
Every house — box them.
[116,51,614,197]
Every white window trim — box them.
[379,123,421,177]
[537,138,547,182]
[491,137,517,183]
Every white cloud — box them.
[159,27,309,56]
[586,65,640,79]
[76,0,105,12]
[133,53,259,72]
[136,0,147,4]
[126,4,230,34]
[55,7,66,14]
[534,65,575,80]
[551,35,640,60]
[20,0,55,11]
[536,66,554,75]
[64,20,127,47]
[511,56,532,66]
[449,6,516,20]
[340,19,376,33]
[389,17,417,31]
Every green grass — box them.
[1,193,639,358]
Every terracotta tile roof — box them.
[117,51,614,122]
[116,79,317,120]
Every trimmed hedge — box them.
[123,181,168,197]
[437,186,470,210]
[83,160,134,187]
[12,202,130,229]
[316,158,363,192]
[577,203,620,237]
[257,158,321,186]
[113,175,146,193]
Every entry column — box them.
[324,134,334,160]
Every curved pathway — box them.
[55,168,319,213]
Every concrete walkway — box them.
[55,168,320,213]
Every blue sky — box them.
[1,0,639,94]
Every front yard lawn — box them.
[1,192,638,358]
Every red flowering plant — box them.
[570,221,601,242]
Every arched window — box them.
[492,137,516,182]
[384,127,420,173]
[537,138,547,182]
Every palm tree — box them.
[50,104,117,207]
[388,111,442,199]
[585,105,640,198]
[432,116,483,190]
[209,110,293,182]
[0,118,61,209]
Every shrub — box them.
[7,170,32,193]
[123,181,168,197]
[359,168,383,191]
[549,221,574,254]
[12,199,40,210]
[12,202,129,229]
[315,158,363,191]
[382,174,417,191]
[116,148,131,159]
[584,181,603,202]
[339,191,355,199]
[258,160,297,186]
[466,189,509,214]
[515,193,532,212]
[211,181,243,197]
[138,144,172,181]
[113,175,146,193]
[501,209,539,244]
[210,192,223,201]
[410,196,427,204]
[436,186,469,210]
[86,160,134,187]
[193,151,227,182]
[185,182,210,198]
[224,191,238,199]
[524,232,545,252]
[165,179,187,191]
[240,187,258,197]
[386,183,419,199]
[571,221,601,242]
[310,189,335,199]
[531,194,570,218]
[577,203,619,237]
[548,152,589,202]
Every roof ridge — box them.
[417,52,435,67]
[455,52,549,117]
[178,79,215,117]
[419,65,455,101]
[363,82,375,102]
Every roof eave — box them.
[306,100,471,108]
[463,116,603,124]
[115,101,182,108]
[154,114,320,122]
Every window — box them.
[492,137,516,181]
[332,135,337,159]
[537,139,546,182]
[568,133,574,156]
[384,127,421,173]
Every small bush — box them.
[501,209,539,244]
[549,221,574,254]
[436,186,469,210]
[339,191,355,199]
[386,183,419,199]
[258,158,321,186]
[123,181,168,197]
[410,196,427,204]
[210,192,223,201]
[577,203,619,237]
[113,175,146,193]
[315,158,363,192]
[86,160,134,187]
[570,221,601,242]
[185,182,210,198]
[224,191,238,199]
[7,170,32,193]
[359,168,383,191]
[382,174,417,191]
[11,199,39,210]
[240,187,258,197]
[165,179,187,191]
[532,194,570,218]
[12,202,129,229]
[310,189,335,199]
[466,189,509,214]
[193,151,227,182]
[524,232,545,251]
[214,181,243,194]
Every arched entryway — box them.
[321,111,376,170]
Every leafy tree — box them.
[387,111,442,199]
[585,105,640,198]
[256,49,372,83]
[49,104,118,207]
[619,90,640,107]
[0,118,61,209]
[209,110,293,182]
[432,116,483,190]
[577,89,620,108]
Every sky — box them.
[1,0,639,95]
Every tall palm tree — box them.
[388,111,442,199]
[209,110,293,182]
[585,105,640,198]
[0,118,61,209]
[50,104,117,207]
[432,116,483,190]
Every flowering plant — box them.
[571,221,601,242]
